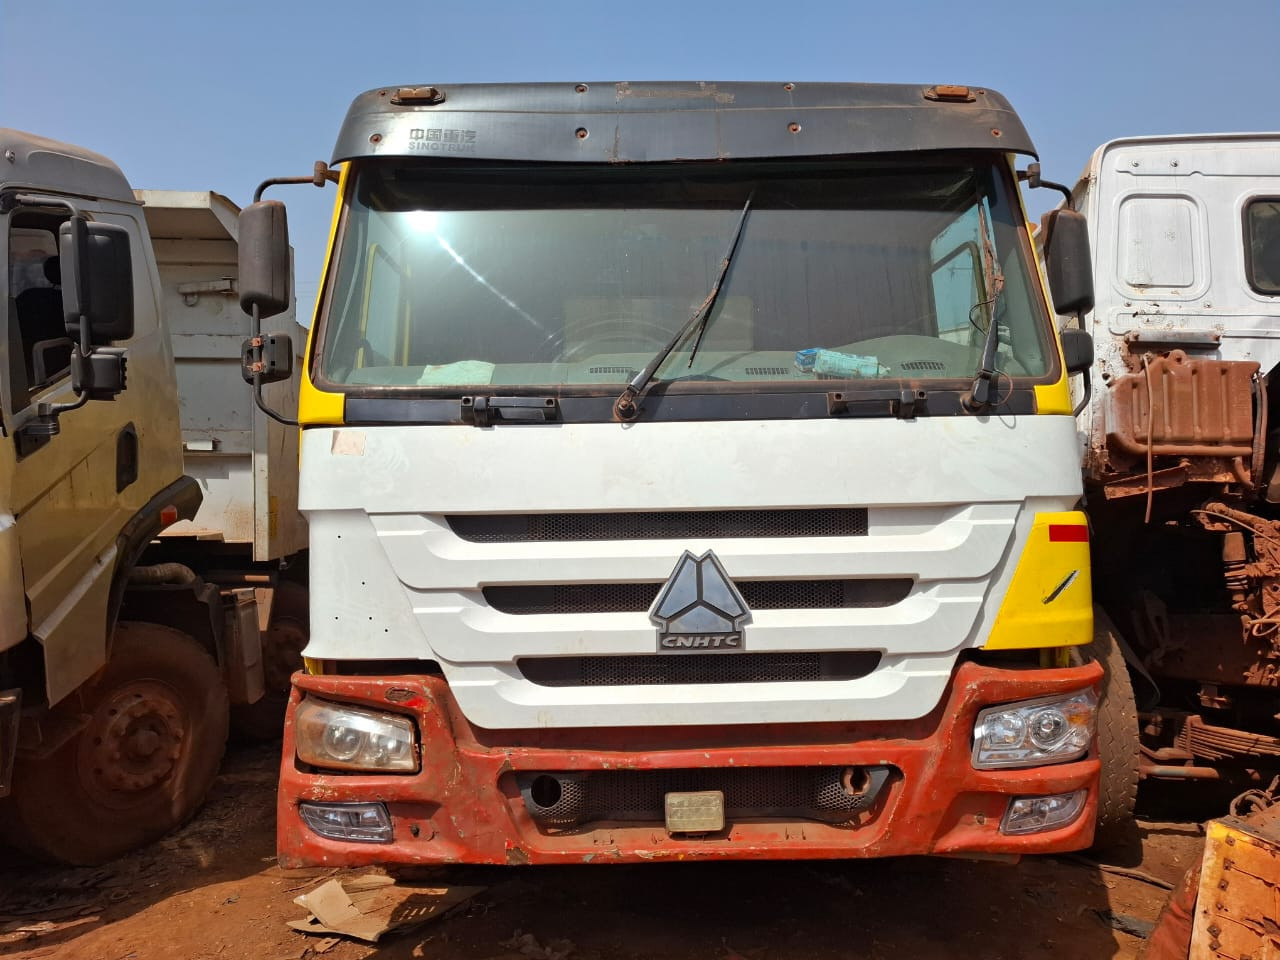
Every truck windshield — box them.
[317,159,1051,392]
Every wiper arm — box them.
[613,192,754,421]
[962,202,1007,412]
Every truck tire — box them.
[1089,608,1140,850]
[231,581,308,741]
[3,621,229,865]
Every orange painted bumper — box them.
[277,659,1102,867]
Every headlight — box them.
[972,689,1097,769]
[295,698,418,773]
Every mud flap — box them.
[224,589,265,706]
[0,687,21,798]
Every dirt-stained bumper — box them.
[277,660,1102,867]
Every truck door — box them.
[2,201,142,705]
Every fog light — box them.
[1000,790,1088,835]
[299,801,394,843]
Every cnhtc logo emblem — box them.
[650,551,751,652]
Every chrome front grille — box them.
[448,508,869,543]
[519,651,880,687]
[484,579,910,614]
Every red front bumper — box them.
[277,659,1102,867]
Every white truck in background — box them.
[136,190,309,738]
[1065,134,1280,805]
[0,131,306,864]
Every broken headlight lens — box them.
[971,689,1097,769]
[295,698,418,773]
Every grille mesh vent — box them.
[518,765,893,827]
[745,366,790,377]
[449,508,868,543]
[484,579,910,615]
[520,651,880,686]
[900,360,946,372]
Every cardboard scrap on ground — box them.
[288,874,483,944]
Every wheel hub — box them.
[86,688,186,795]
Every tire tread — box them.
[1090,609,1140,847]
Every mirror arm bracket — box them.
[1018,162,1073,206]
[253,162,337,203]
[1073,367,1092,417]
[253,372,298,427]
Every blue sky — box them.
[3,1,1276,313]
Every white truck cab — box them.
[243,82,1111,869]
[1070,134,1280,792]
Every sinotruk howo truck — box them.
[237,81,1115,867]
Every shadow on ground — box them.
[363,853,1129,960]
[0,740,1201,960]
[0,741,282,956]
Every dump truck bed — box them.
[136,190,305,561]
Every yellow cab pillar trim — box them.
[1033,378,1073,416]
[298,163,350,427]
[1004,154,1074,417]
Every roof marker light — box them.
[924,85,975,103]
[391,86,445,106]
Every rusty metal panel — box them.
[275,660,1103,868]
[1157,614,1280,688]
[1107,352,1257,458]
[1191,816,1280,959]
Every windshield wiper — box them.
[962,201,1007,412]
[613,192,754,421]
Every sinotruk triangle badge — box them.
[649,550,752,652]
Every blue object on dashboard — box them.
[794,348,886,378]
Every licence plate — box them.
[664,790,725,833]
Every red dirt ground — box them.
[0,743,1208,960]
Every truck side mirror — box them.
[239,201,292,319]
[1041,209,1094,317]
[59,218,134,344]
[1060,327,1094,375]
[241,333,295,385]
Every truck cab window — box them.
[1246,198,1280,295]
[7,217,73,407]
